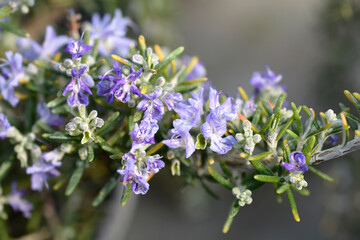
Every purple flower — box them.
[64,35,93,59]
[147,155,165,173]
[37,103,64,126]
[0,51,24,106]
[97,63,142,103]
[250,65,282,89]
[209,87,237,121]
[26,158,61,191]
[137,88,164,121]
[163,92,183,110]
[17,26,68,60]
[117,153,149,195]
[173,88,204,127]
[63,66,94,106]
[0,113,10,139]
[42,148,65,165]
[130,119,159,151]
[7,182,33,218]
[88,9,136,57]
[282,151,308,172]
[201,112,236,154]
[163,127,195,158]
[188,88,205,116]
[183,56,206,80]
[242,99,257,118]
[163,88,205,158]
[328,135,339,145]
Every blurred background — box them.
[6,0,360,239]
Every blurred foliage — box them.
[316,0,360,239]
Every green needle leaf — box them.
[92,174,121,207]
[0,159,13,182]
[222,199,240,234]
[65,161,86,196]
[248,151,273,161]
[207,166,234,190]
[250,160,273,175]
[274,93,286,113]
[0,4,14,19]
[0,22,30,38]
[149,46,185,83]
[309,166,334,182]
[254,175,283,183]
[276,182,290,194]
[121,183,132,206]
[291,103,303,136]
[46,96,67,108]
[286,129,300,141]
[277,116,294,141]
[42,133,80,142]
[260,114,274,134]
[95,111,120,136]
[220,160,232,178]
[286,189,300,222]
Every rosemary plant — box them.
[0,2,360,238]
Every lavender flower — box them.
[146,155,165,173]
[137,88,164,121]
[7,182,33,218]
[0,113,10,139]
[87,9,136,57]
[282,151,308,172]
[242,99,257,118]
[130,119,159,151]
[64,35,93,59]
[250,65,282,89]
[163,127,195,158]
[201,112,236,154]
[328,134,339,145]
[183,56,206,80]
[26,158,61,191]
[17,26,68,60]
[63,66,94,106]
[97,63,142,103]
[209,87,236,121]
[163,92,183,110]
[37,103,64,126]
[163,88,204,158]
[0,51,24,106]
[42,148,65,165]
[117,153,149,195]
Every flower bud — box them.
[155,77,166,86]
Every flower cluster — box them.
[232,187,253,207]
[65,105,104,144]
[235,120,261,155]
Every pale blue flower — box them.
[17,26,68,60]
[7,182,33,218]
[88,9,136,57]
[0,113,10,139]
